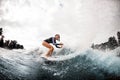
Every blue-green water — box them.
[0,48,119,80]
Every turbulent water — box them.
[0,0,120,80]
[0,48,119,80]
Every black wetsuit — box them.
[44,37,61,48]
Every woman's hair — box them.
[55,34,60,37]
[55,34,60,41]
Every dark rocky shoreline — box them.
[0,28,24,50]
[91,31,120,51]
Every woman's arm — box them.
[52,37,63,48]
[55,44,63,48]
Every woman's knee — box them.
[50,47,54,51]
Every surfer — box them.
[42,34,63,57]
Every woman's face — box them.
[55,35,60,41]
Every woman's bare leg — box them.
[42,41,54,57]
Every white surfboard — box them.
[40,52,79,62]
[41,55,72,62]
[40,54,63,61]
[45,57,60,61]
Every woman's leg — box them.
[42,41,54,57]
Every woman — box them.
[42,34,63,57]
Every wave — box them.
[0,47,119,80]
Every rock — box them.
[92,31,120,51]
[0,28,24,50]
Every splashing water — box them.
[0,47,120,80]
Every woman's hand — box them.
[60,43,63,45]
[59,43,63,48]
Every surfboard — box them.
[40,52,78,62]
[41,55,60,61]
[40,56,58,64]
[45,57,60,61]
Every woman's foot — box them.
[45,54,50,58]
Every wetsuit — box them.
[44,37,61,48]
